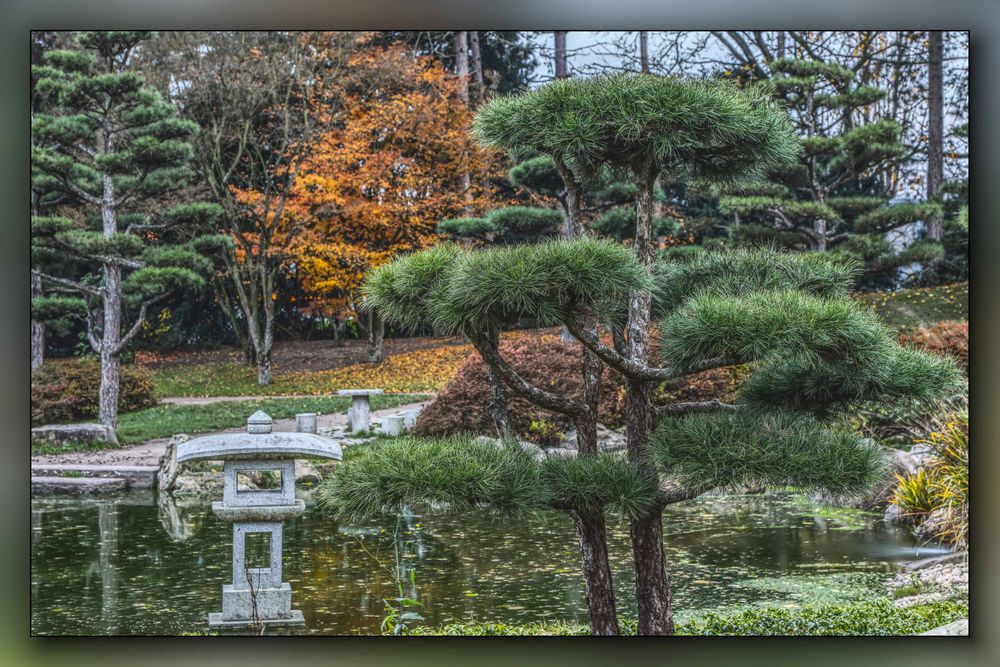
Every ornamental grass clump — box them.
[891,411,968,548]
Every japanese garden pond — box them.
[30,490,948,635]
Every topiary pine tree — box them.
[717,59,944,289]
[31,31,220,430]
[323,74,961,636]
[325,239,961,636]
[438,206,564,245]
[507,154,683,244]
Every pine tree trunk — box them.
[630,509,673,635]
[927,30,944,241]
[367,310,385,364]
[814,218,827,251]
[98,167,122,430]
[556,161,585,342]
[572,345,620,636]
[98,345,121,430]
[31,271,44,372]
[554,32,569,79]
[570,509,620,636]
[98,262,122,429]
[625,165,674,635]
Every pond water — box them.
[30,491,948,635]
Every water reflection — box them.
[31,492,945,635]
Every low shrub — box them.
[406,599,967,636]
[414,333,627,443]
[31,357,159,426]
[899,320,968,376]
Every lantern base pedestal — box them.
[208,610,305,629]
[208,582,303,628]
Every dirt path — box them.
[30,399,431,468]
[159,395,370,406]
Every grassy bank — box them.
[407,599,967,636]
[857,282,968,330]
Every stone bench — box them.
[338,389,383,434]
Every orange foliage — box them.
[284,43,502,318]
[899,320,968,376]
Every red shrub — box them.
[656,364,751,404]
[414,333,627,444]
[31,358,159,426]
[899,320,968,375]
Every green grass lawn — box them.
[149,363,312,398]
[407,598,967,636]
[32,394,427,450]
[856,281,968,331]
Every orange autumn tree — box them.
[284,42,500,361]
[148,31,357,386]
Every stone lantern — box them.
[175,411,342,629]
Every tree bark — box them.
[814,217,828,252]
[927,30,944,241]
[553,158,586,342]
[367,309,385,364]
[257,349,272,385]
[570,509,620,636]
[31,271,44,372]
[333,318,347,347]
[258,272,275,385]
[639,31,649,73]
[454,31,470,103]
[98,166,122,429]
[625,164,674,635]
[571,335,620,636]
[470,31,484,100]
[484,325,514,438]
[98,262,123,429]
[630,509,673,635]
[554,31,569,79]
[486,365,514,438]
[454,31,473,210]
